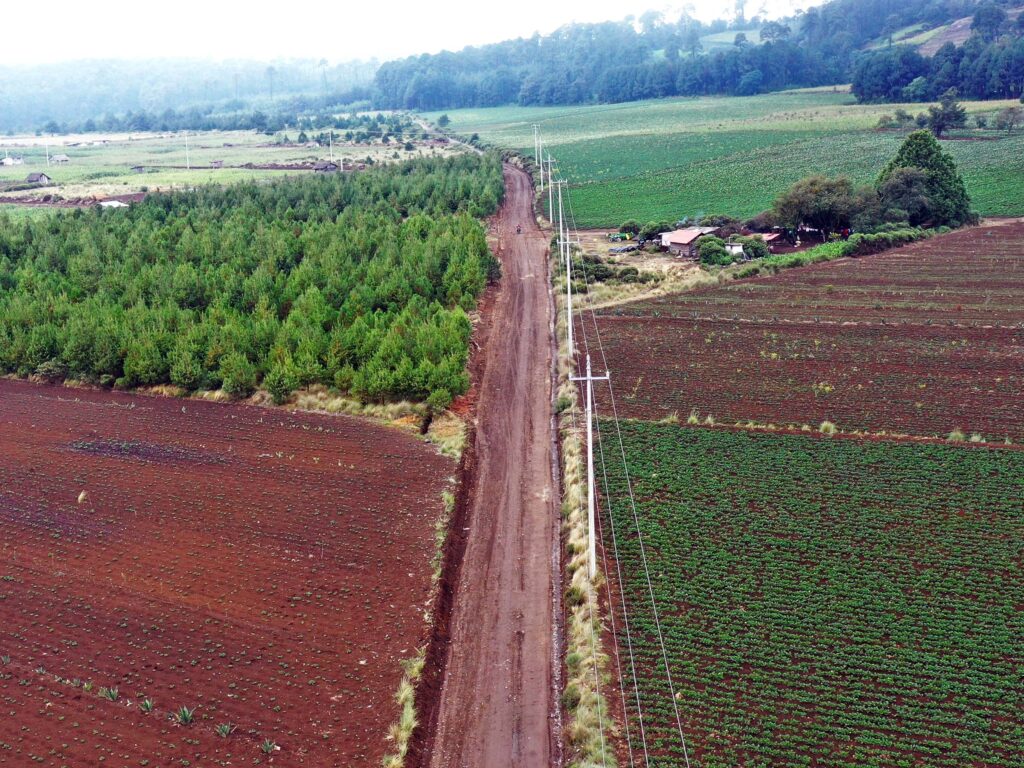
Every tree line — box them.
[853,5,1024,102]
[372,0,1014,109]
[0,154,505,409]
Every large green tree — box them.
[927,88,967,137]
[771,176,860,239]
[878,130,975,227]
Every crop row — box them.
[598,423,1024,767]
[0,379,452,765]
[613,222,1024,328]
[580,225,1024,441]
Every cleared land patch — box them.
[581,223,1024,441]
[598,423,1024,768]
[0,379,453,766]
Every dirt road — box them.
[425,165,561,767]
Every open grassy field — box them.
[599,423,1024,768]
[430,90,1024,227]
[0,129,460,205]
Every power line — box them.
[559,154,695,768]
[565,212,645,768]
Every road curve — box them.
[427,165,561,768]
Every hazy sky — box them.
[3,0,821,65]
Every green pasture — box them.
[0,130,450,205]
[430,91,1024,227]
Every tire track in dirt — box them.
[414,164,562,767]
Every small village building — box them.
[761,232,783,251]
[99,200,130,208]
[210,160,224,169]
[660,227,720,258]
[725,242,745,258]
[313,160,340,173]
[26,172,52,184]
[130,165,145,173]
[1,155,24,166]
[51,154,70,164]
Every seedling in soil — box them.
[82,681,93,692]
[99,687,119,702]
[215,723,235,738]
[139,698,154,713]
[260,739,278,754]
[173,706,195,725]
[0,656,9,665]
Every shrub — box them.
[264,362,297,405]
[219,352,257,398]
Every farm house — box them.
[660,226,720,257]
[313,160,340,173]
[51,153,70,164]
[26,172,51,184]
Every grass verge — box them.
[555,240,620,767]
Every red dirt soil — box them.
[583,223,1024,441]
[0,379,453,766]
[419,165,561,768]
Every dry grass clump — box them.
[426,412,467,458]
[819,420,838,435]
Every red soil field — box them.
[0,379,453,766]
[582,223,1024,440]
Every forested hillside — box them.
[374,0,1018,108]
[0,58,377,133]
[0,154,504,407]
[853,5,1024,101]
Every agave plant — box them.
[260,738,278,754]
[215,722,235,738]
[173,705,195,725]
[139,698,154,713]
[99,686,119,702]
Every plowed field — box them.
[584,223,1024,441]
[0,379,453,766]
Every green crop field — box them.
[599,423,1024,768]
[430,91,1024,227]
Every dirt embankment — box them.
[410,165,562,767]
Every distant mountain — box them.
[0,59,377,134]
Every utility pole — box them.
[184,132,190,171]
[556,180,574,356]
[538,138,544,193]
[329,131,334,163]
[571,354,610,578]
[45,141,50,166]
[547,153,554,225]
